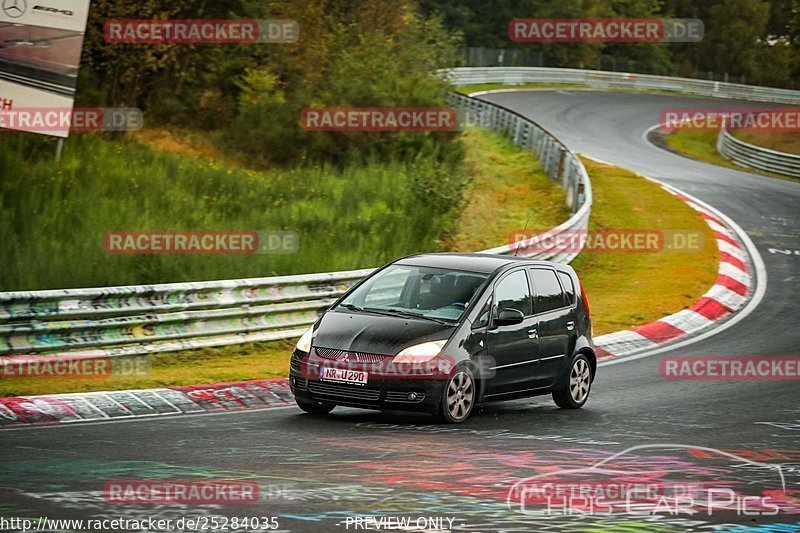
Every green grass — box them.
[0,132,466,291]
[572,157,719,335]
[663,129,798,182]
[444,128,571,251]
[0,341,294,397]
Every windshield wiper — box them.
[382,308,454,325]
[339,303,364,312]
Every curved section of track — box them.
[2,90,798,532]
[479,89,799,359]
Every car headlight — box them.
[392,340,447,364]
[295,327,314,353]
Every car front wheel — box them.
[440,367,476,423]
[553,354,592,409]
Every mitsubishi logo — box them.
[341,353,350,362]
[2,0,26,18]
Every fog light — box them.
[407,392,418,401]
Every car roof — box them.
[395,253,568,275]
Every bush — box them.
[223,0,463,166]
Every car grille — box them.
[308,380,381,402]
[385,391,426,403]
[315,347,388,364]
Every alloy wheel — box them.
[569,358,591,403]
[446,371,474,421]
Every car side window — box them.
[530,268,567,313]
[473,300,491,329]
[558,272,576,306]
[494,270,532,316]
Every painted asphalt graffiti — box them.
[593,181,753,360]
[2,425,796,531]
[0,379,294,427]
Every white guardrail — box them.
[0,89,592,359]
[717,127,800,178]
[446,67,800,105]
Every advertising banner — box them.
[0,0,91,137]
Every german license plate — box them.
[319,366,368,385]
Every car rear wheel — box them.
[440,368,475,423]
[295,398,335,415]
[553,354,592,409]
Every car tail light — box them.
[579,282,591,320]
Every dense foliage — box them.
[79,0,462,165]
[418,0,800,87]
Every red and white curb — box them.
[0,378,293,428]
[593,181,754,361]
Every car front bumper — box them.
[289,348,448,414]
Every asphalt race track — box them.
[1,91,799,532]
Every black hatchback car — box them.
[289,253,594,423]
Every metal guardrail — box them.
[0,92,592,359]
[717,127,800,178]
[446,67,800,105]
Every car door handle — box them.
[566,321,575,331]
[527,328,538,339]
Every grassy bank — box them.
[572,157,719,335]
[444,129,571,251]
[0,132,467,291]
[663,129,799,182]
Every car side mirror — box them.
[494,307,524,327]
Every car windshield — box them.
[339,264,488,322]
